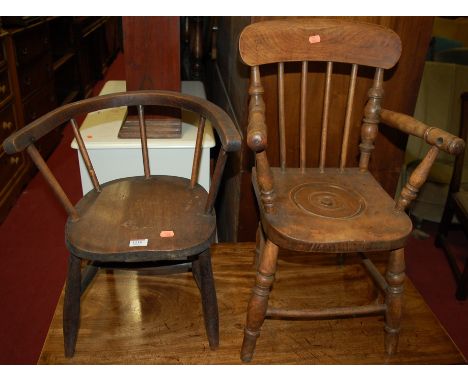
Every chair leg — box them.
[192,249,219,350]
[255,221,265,269]
[435,197,454,247]
[384,248,405,355]
[456,257,468,301]
[241,239,279,362]
[63,254,81,358]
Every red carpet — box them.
[0,52,467,363]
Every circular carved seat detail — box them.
[291,183,366,219]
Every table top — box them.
[71,80,215,150]
[39,243,466,364]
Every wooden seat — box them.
[436,92,468,300]
[2,90,241,357]
[238,19,465,362]
[66,176,216,261]
[253,167,413,253]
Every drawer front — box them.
[0,38,5,67]
[0,103,17,144]
[14,23,50,65]
[17,54,53,100]
[22,83,56,124]
[0,148,29,219]
[0,68,12,106]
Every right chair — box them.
[436,92,468,300]
[238,19,465,362]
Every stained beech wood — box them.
[3,90,240,154]
[190,115,206,188]
[359,68,383,172]
[239,19,401,68]
[26,144,79,220]
[340,63,358,170]
[238,18,465,362]
[380,108,465,156]
[66,176,217,262]
[137,105,150,179]
[70,118,101,192]
[319,61,333,172]
[278,62,286,171]
[39,244,466,365]
[252,167,412,253]
[3,90,241,358]
[300,61,308,171]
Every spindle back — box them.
[3,90,240,219]
[239,19,401,174]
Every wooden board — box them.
[39,243,466,364]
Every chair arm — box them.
[247,103,268,153]
[380,108,465,156]
[3,90,241,154]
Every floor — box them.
[0,52,467,364]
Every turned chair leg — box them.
[241,239,279,362]
[255,222,265,269]
[63,254,81,358]
[192,249,219,350]
[384,248,405,355]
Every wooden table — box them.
[39,243,466,364]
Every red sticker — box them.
[160,230,174,238]
[309,35,321,44]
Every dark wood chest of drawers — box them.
[0,17,122,223]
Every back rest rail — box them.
[340,63,358,170]
[70,118,101,192]
[278,62,286,171]
[300,61,308,171]
[319,61,333,172]
[191,115,206,188]
[26,144,79,220]
[137,105,151,179]
[205,147,227,213]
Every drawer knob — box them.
[10,156,20,165]
[2,121,13,130]
[0,84,6,94]
[21,47,28,55]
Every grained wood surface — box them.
[66,176,216,262]
[252,167,413,253]
[39,243,466,364]
[239,19,401,69]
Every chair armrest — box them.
[3,90,241,154]
[381,109,466,212]
[380,108,465,156]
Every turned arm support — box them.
[247,66,275,212]
[380,109,465,212]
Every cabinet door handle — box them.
[0,84,6,94]
[21,47,28,56]
[10,156,20,165]
[2,121,13,130]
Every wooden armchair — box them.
[238,19,465,362]
[3,90,240,357]
[436,92,468,300]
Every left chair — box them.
[2,90,240,357]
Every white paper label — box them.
[129,239,148,247]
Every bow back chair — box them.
[238,19,465,362]
[436,92,468,300]
[3,90,240,357]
